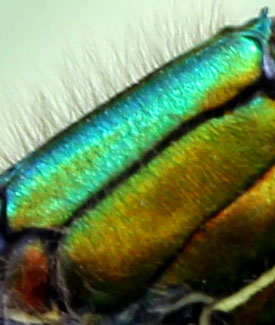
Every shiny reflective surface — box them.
[2,14,271,231]
[60,95,275,309]
[1,9,275,324]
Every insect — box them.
[0,7,275,325]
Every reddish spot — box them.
[12,246,50,312]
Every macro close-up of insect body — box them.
[1,6,275,325]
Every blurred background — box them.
[0,0,275,171]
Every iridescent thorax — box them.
[1,8,275,325]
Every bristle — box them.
[0,0,249,172]
[3,0,275,172]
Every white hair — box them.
[0,0,273,171]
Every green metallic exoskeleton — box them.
[1,7,275,325]
[1,7,272,231]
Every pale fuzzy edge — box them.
[0,0,267,172]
